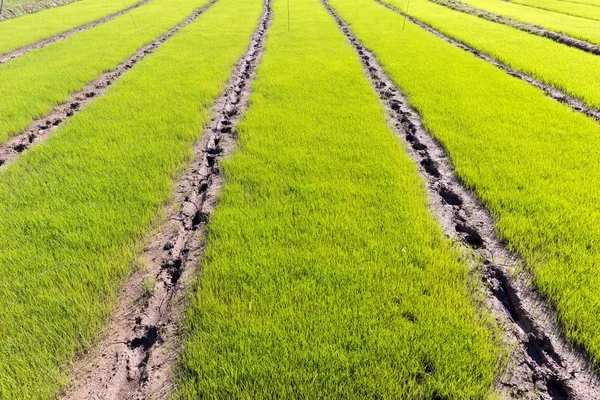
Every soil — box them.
[431,0,600,56]
[0,0,218,171]
[323,0,600,398]
[60,0,272,398]
[375,1,600,121]
[0,0,152,65]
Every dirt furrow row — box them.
[61,0,272,398]
[375,0,600,121]
[0,0,218,171]
[0,0,151,64]
[323,1,600,398]
[430,0,600,56]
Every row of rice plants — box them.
[173,0,502,397]
[380,0,600,110]
[0,0,210,143]
[0,0,144,56]
[508,0,600,21]
[330,0,600,366]
[457,0,600,45]
[0,0,263,396]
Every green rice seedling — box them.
[0,0,142,55]
[0,0,210,144]
[173,0,502,397]
[556,0,600,7]
[0,0,263,396]
[380,0,600,109]
[330,0,600,368]
[457,0,600,45]
[509,0,600,21]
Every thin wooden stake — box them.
[122,0,137,28]
[402,0,410,31]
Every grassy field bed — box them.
[0,0,210,144]
[330,0,600,367]
[0,0,263,396]
[380,0,600,110]
[173,0,501,397]
[0,0,139,56]
[509,0,600,21]
[556,0,600,7]
[457,0,600,45]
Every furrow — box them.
[374,0,600,121]
[62,0,271,398]
[323,1,600,398]
[0,0,218,171]
[430,0,600,56]
[0,0,151,63]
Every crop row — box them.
[172,0,502,397]
[0,0,145,56]
[380,0,600,112]
[455,0,600,45]
[0,0,212,144]
[509,0,600,21]
[331,0,600,367]
[0,0,264,396]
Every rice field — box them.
[1,0,600,398]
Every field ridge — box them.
[0,0,219,170]
[324,0,600,396]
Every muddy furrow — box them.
[375,0,600,121]
[430,0,600,56]
[0,0,152,64]
[0,0,219,171]
[323,1,600,398]
[62,1,272,399]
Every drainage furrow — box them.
[0,0,218,171]
[62,1,271,399]
[322,1,600,398]
[430,0,600,56]
[0,0,153,65]
[375,0,600,121]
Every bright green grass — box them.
[456,0,600,45]
[0,0,210,144]
[509,0,600,21]
[173,0,502,397]
[0,0,263,396]
[556,0,600,8]
[0,0,140,56]
[331,0,600,366]
[380,0,600,110]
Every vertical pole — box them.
[402,0,410,31]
